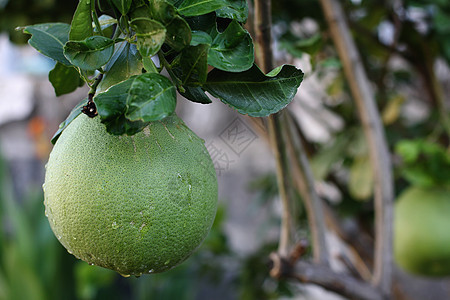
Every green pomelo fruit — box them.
[43,113,218,276]
[394,186,450,276]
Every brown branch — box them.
[284,113,329,265]
[270,252,386,300]
[254,0,330,262]
[322,203,373,281]
[254,0,295,257]
[254,0,273,73]
[318,0,394,296]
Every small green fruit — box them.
[394,186,450,276]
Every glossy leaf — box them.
[48,62,83,96]
[208,20,254,72]
[204,64,304,117]
[51,99,86,144]
[128,3,152,19]
[180,44,210,84]
[148,0,177,24]
[69,0,93,41]
[130,18,166,57]
[164,15,191,51]
[22,23,71,66]
[178,0,227,16]
[216,0,248,22]
[94,74,176,134]
[94,79,147,135]
[126,73,177,122]
[110,0,132,15]
[97,42,143,92]
[179,86,212,104]
[190,31,212,46]
[64,36,115,70]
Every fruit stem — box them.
[82,73,104,118]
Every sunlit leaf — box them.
[69,0,93,41]
[130,17,166,57]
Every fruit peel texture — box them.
[43,113,218,276]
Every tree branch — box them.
[318,0,394,296]
[270,252,386,300]
[254,0,295,257]
[254,0,329,263]
[284,113,329,265]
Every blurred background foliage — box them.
[1,0,450,299]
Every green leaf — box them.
[95,14,117,37]
[69,0,93,41]
[94,79,147,135]
[185,12,216,33]
[395,139,450,187]
[94,74,177,134]
[208,20,254,72]
[179,86,212,104]
[148,0,177,24]
[190,30,212,46]
[22,23,71,66]
[64,36,115,70]
[216,0,248,22]
[166,0,184,7]
[204,64,304,117]
[97,41,144,92]
[110,0,132,15]
[51,99,86,144]
[178,0,227,16]
[130,17,166,57]
[48,62,83,96]
[128,2,152,19]
[165,15,192,51]
[180,44,210,84]
[126,73,177,122]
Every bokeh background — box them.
[1,0,450,299]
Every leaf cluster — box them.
[20,0,303,142]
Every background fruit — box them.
[43,113,218,276]
[394,186,450,276]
